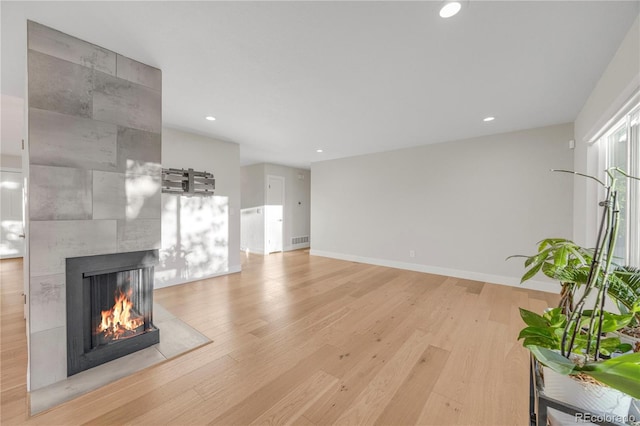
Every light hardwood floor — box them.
[1,251,557,425]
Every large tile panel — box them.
[93,72,161,133]
[28,21,116,75]
[29,108,117,171]
[30,165,92,221]
[28,50,93,118]
[116,54,161,90]
[117,127,162,174]
[30,273,65,334]
[126,173,161,220]
[117,219,161,252]
[30,326,67,390]
[30,220,117,276]
[93,171,126,219]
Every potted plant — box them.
[513,168,640,421]
[511,239,640,319]
[518,306,638,419]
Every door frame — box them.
[0,167,25,259]
[265,175,285,254]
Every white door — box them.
[266,175,284,254]
[0,169,25,259]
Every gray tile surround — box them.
[30,165,92,220]
[30,326,67,390]
[28,50,94,118]
[118,127,162,174]
[28,21,116,76]
[126,173,162,219]
[29,108,118,171]
[93,171,126,219]
[116,54,161,90]
[27,21,162,391]
[92,171,161,220]
[93,72,161,133]
[29,273,66,334]
[117,219,161,252]
[30,220,117,276]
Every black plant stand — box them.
[529,356,630,426]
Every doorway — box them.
[265,175,284,254]
[0,169,24,259]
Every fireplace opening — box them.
[66,250,160,376]
[90,268,153,347]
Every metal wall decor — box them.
[162,168,215,195]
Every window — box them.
[600,103,640,267]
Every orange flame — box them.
[97,288,144,340]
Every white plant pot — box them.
[629,399,640,423]
[542,366,632,425]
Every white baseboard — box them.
[241,247,266,255]
[242,244,309,255]
[284,243,310,252]
[154,264,242,289]
[309,249,558,294]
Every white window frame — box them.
[598,102,640,267]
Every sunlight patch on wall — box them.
[156,194,229,287]
[126,171,161,220]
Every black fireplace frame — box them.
[66,250,160,376]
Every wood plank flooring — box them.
[0,250,558,425]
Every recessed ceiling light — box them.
[483,116,495,122]
[439,1,462,18]
[316,149,323,153]
[205,116,216,121]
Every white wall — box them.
[241,164,265,253]
[1,94,24,157]
[573,15,639,246]
[311,123,574,292]
[241,163,265,209]
[159,127,241,287]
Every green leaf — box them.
[519,308,547,328]
[537,239,552,252]
[527,345,576,375]
[582,352,640,398]
[521,261,544,283]
[554,246,569,268]
[566,246,589,266]
[597,351,640,366]
[543,308,566,328]
[524,255,536,268]
[518,326,556,341]
[617,343,633,353]
[598,337,622,353]
[522,337,558,349]
[524,248,551,268]
[599,312,634,333]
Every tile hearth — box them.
[29,304,210,415]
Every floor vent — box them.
[292,236,309,245]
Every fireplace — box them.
[66,250,160,376]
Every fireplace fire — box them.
[91,268,151,348]
[66,250,160,376]
[97,288,144,341]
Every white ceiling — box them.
[1,1,638,168]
